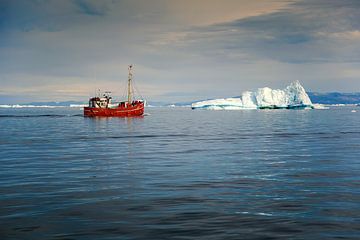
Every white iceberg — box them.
[191,81,313,110]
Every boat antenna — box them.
[128,64,133,104]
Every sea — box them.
[0,106,359,240]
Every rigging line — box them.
[117,79,126,102]
[133,79,144,100]
[120,72,129,101]
[122,80,127,101]
[116,79,123,102]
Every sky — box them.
[1,0,360,103]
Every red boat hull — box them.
[84,102,144,117]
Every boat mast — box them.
[128,65,133,104]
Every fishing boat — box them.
[84,65,145,117]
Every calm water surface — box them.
[0,107,359,239]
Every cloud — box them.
[163,0,291,26]
[73,0,109,16]
[157,0,360,64]
[1,0,360,103]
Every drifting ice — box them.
[191,81,313,110]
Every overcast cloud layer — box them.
[1,0,360,103]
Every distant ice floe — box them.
[191,81,315,110]
[0,104,58,108]
[69,104,87,108]
[312,103,329,110]
[0,104,89,108]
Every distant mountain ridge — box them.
[307,92,360,104]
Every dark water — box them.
[0,107,359,240]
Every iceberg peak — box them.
[192,81,313,110]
